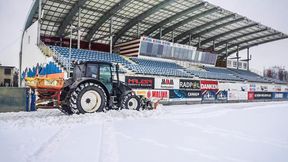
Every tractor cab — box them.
[72,61,114,93]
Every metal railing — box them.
[38,41,69,72]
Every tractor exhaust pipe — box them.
[116,63,120,86]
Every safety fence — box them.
[0,88,36,113]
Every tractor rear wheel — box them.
[69,83,107,114]
[121,93,141,111]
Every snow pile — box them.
[0,102,288,162]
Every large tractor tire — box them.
[60,87,74,115]
[69,83,107,114]
[121,92,141,111]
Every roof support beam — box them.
[227,36,288,55]
[154,8,219,39]
[84,0,132,41]
[24,0,40,30]
[208,28,267,49]
[180,17,245,44]
[57,0,88,37]
[217,33,280,53]
[173,14,235,43]
[142,2,206,37]
[200,23,258,46]
[113,0,175,44]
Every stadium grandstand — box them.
[20,0,288,103]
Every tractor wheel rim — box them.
[81,90,101,113]
[128,98,138,110]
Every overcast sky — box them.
[0,0,287,72]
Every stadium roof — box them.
[25,0,288,56]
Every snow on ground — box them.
[1,102,288,162]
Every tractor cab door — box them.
[99,64,113,94]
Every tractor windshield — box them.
[86,64,98,78]
[73,64,85,79]
[99,64,113,93]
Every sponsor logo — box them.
[169,90,201,99]
[200,80,218,90]
[249,84,256,91]
[135,90,147,96]
[254,92,272,100]
[284,93,288,99]
[187,91,201,97]
[216,91,228,101]
[260,86,268,92]
[273,93,284,99]
[160,79,174,89]
[179,80,200,90]
[254,93,272,98]
[248,92,255,101]
[273,86,282,92]
[125,76,154,89]
[147,90,169,99]
[135,90,169,100]
[202,90,216,101]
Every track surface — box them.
[1,102,288,162]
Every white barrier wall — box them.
[228,91,248,101]
[218,82,248,92]
[22,21,49,74]
[248,83,285,92]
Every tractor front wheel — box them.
[121,93,141,111]
[69,83,107,114]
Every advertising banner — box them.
[125,76,154,89]
[284,93,288,99]
[249,84,269,92]
[216,91,228,101]
[200,80,218,90]
[179,79,200,90]
[273,85,282,92]
[259,85,269,92]
[254,92,273,100]
[202,90,216,102]
[169,90,201,99]
[284,86,288,92]
[155,78,179,89]
[228,91,248,101]
[272,92,284,99]
[248,92,255,101]
[219,83,248,92]
[249,84,257,92]
[134,90,169,100]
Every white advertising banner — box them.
[284,85,288,92]
[218,82,230,91]
[219,83,248,92]
[249,83,267,92]
[155,78,179,89]
[228,91,248,101]
[273,85,282,92]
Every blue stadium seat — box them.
[50,46,128,73]
[131,58,183,69]
[228,68,270,83]
[49,46,284,83]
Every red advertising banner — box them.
[200,80,219,90]
[134,90,169,100]
[248,92,255,101]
